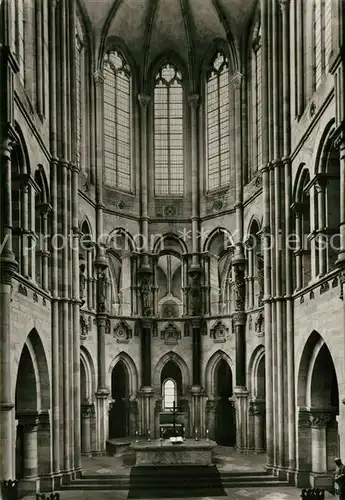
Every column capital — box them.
[278,0,290,12]
[230,72,243,89]
[93,70,104,86]
[188,94,199,108]
[138,94,150,108]
[308,408,336,428]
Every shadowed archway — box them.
[214,358,235,446]
[109,360,130,438]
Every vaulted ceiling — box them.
[80,0,257,83]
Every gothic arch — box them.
[152,232,188,255]
[312,118,336,175]
[13,123,31,175]
[204,350,233,396]
[147,51,189,94]
[108,352,138,398]
[102,36,139,86]
[293,163,309,203]
[80,346,96,403]
[297,330,339,407]
[203,227,234,253]
[200,37,239,85]
[153,352,190,394]
[107,227,136,253]
[79,217,93,239]
[245,216,261,240]
[15,329,51,413]
[34,165,49,203]
[248,345,265,398]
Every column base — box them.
[38,472,63,492]
[295,470,311,488]
[18,478,37,497]
[310,472,334,490]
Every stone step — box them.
[61,475,289,491]
[77,474,278,484]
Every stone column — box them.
[17,413,39,495]
[206,399,216,441]
[315,177,327,276]
[309,410,332,476]
[94,247,110,453]
[0,132,18,482]
[295,408,312,488]
[81,404,94,456]
[336,134,345,266]
[188,94,200,270]
[48,0,60,482]
[128,400,138,437]
[138,94,150,258]
[35,0,44,118]
[36,412,53,490]
[251,399,265,453]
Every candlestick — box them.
[195,427,199,441]
[206,429,209,441]
[147,429,151,442]
[135,430,139,443]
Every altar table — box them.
[129,439,216,466]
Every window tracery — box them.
[154,63,184,196]
[103,51,132,192]
[206,52,230,191]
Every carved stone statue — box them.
[189,272,202,316]
[256,253,264,306]
[97,270,108,313]
[233,265,245,312]
[79,262,86,305]
[140,276,152,316]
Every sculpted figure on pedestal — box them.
[97,270,108,313]
[233,265,245,312]
[79,262,86,305]
[141,275,152,316]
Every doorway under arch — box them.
[297,332,340,488]
[214,359,236,446]
[15,330,51,494]
[109,360,130,438]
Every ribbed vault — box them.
[80,0,257,82]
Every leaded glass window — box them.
[313,0,330,89]
[103,51,131,192]
[15,0,25,81]
[254,33,262,171]
[206,53,230,191]
[76,28,83,170]
[154,63,184,196]
[163,378,176,410]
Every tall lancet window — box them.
[313,0,331,89]
[206,52,230,191]
[76,18,84,170]
[154,63,184,196]
[103,51,131,192]
[14,0,25,81]
[252,21,262,173]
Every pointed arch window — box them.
[154,63,184,196]
[206,52,230,191]
[252,23,262,173]
[14,0,25,81]
[162,378,177,410]
[313,0,331,89]
[103,51,132,192]
[76,17,85,171]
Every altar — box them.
[130,439,216,467]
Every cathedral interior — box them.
[0,0,344,496]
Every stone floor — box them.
[22,446,335,500]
